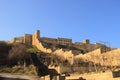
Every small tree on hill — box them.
[8,43,29,66]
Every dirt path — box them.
[0,73,39,80]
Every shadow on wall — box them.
[30,53,59,77]
[30,53,49,76]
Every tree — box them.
[8,43,29,66]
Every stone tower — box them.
[32,30,40,45]
[82,39,90,44]
[35,30,40,39]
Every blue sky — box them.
[0,0,120,48]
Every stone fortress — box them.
[11,30,120,67]
[12,30,72,46]
[12,30,110,53]
[10,30,120,80]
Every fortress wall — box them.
[24,34,32,45]
[11,30,74,64]
[101,48,120,66]
[12,30,120,67]
[32,30,52,53]
[12,37,24,43]
[40,37,57,44]
[29,30,120,67]
[11,30,120,68]
[85,48,102,55]
[79,48,120,66]
[57,38,72,46]
[82,48,102,64]
[53,49,74,65]
[32,30,74,64]
[74,48,120,66]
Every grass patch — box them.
[0,65,37,76]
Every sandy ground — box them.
[66,71,120,80]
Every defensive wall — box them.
[74,48,120,66]
[12,30,119,67]
[12,30,52,53]
[40,37,72,46]
[102,48,120,66]
[32,30,52,53]
[11,30,120,76]
[12,30,74,62]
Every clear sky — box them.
[0,0,120,48]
